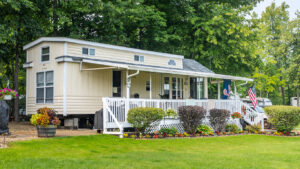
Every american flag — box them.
[248,85,257,108]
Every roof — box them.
[55,56,253,82]
[23,37,184,59]
[183,59,214,73]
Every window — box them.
[134,55,144,62]
[36,71,54,103]
[146,81,150,91]
[41,47,50,62]
[163,77,170,99]
[168,59,176,66]
[82,47,95,56]
[82,47,89,55]
[89,48,95,56]
[190,77,204,99]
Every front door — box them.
[112,71,122,97]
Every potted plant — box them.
[0,88,18,101]
[231,112,242,119]
[30,107,60,137]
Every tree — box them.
[0,0,45,121]
[259,2,293,104]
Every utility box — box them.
[0,101,10,134]
[64,118,79,129]
[94,109,103,132]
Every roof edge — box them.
[23,37,184,59]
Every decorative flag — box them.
[248,85,257,108]
[222,79,231,99]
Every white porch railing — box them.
[102,98,264,136]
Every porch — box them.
[102,97,264,135]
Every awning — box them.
[55,56,253,82]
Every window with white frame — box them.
[41,47,50,62]
[82,47,95,56]
[36,71,54,103]
[134,55,144,62]
[146,81,150,91]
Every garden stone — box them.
[0,100,10,134]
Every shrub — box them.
[197,124,213,134]
[264,106,300,133]
[159,127,178,135]
[178,106,206,134]
[245,124,261,133]
[209,109,230,132]
[225,124,241,134]
[127,107,165,133]
[165,109,178,118]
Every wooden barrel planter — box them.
[37,125,57,137]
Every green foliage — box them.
[165,109,177,118]
[225,124,241,134]
[265,106,300,132]
[245,124,262,133]
[209,109,231,132]
[197,124,213,134]
[159,127,178,135]
[178,106,206,134]
[127,107,165,133]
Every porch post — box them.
[150,73,152,99]
[217,81,221,100]
[126,70,130,99]
[204,77,208,98]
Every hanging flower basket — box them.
[0,88,18,101]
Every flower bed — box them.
[123,130,300,139]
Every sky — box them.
[252,0,299,19]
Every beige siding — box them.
[67,43,183,69]
[26,42,65,114]
[65,63,112,114]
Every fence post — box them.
[102,98,107,134]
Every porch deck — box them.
[102,98,264,135]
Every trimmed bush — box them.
[127,107,165,133]
[159,127,178,135]
[225,124,241,134]
[178,106,206,134]
[245,124,261,133]
[265,106,300,133]
[197,124,213,134]
[209,109,230,132]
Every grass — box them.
[1,135,300,169]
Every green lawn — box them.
[1,135,300,169]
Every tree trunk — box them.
[52,0,59,36]
[280,76,285,105]
[14,44,20,122]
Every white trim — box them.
[23,37,184,59]
[57,57,253,82]
[63,42,68,116]
[23,62,34,68]
[63,62,67,116]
